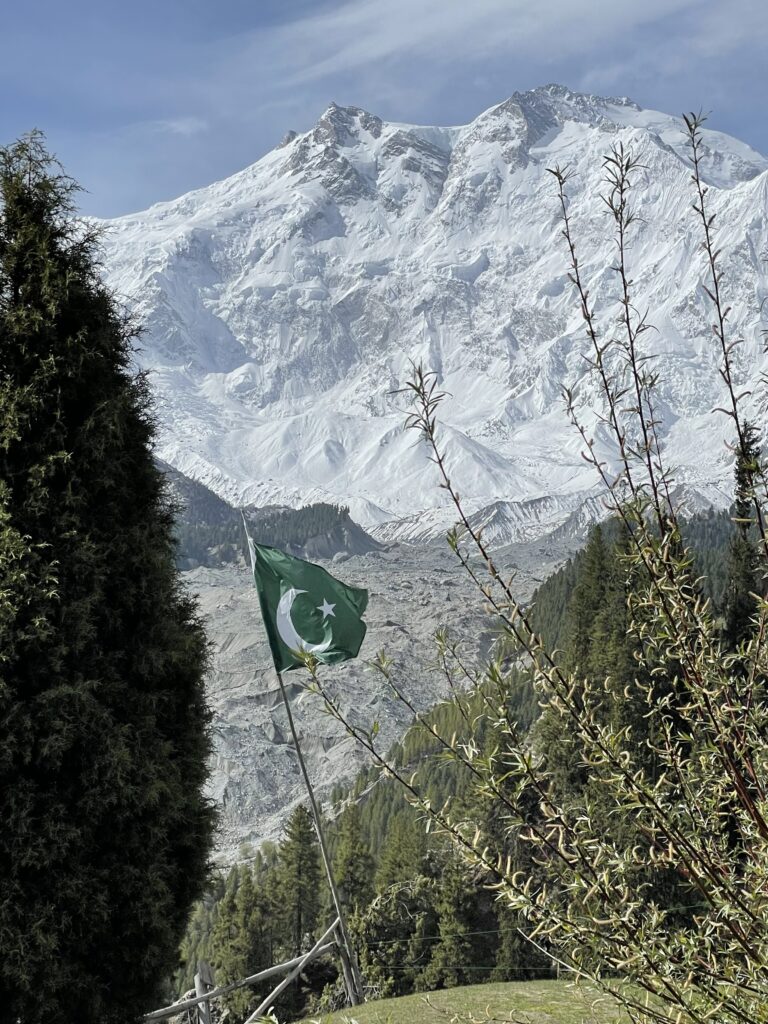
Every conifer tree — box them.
[0,134,214,1024]
[492,905,551,982]
[177,899,218,996]
[277,805,321,955]
[209,871,241,991]
[375,810,427,891]
[563,524,608,670]
[333,806,375,914]
[534,525,610,801]
[421,849,478,990]
[357,876,439,997]
[210,866,273,1019]
[724,422,762,650]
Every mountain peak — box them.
[507,83,642,134]
[100,90,768,547]
[314,101,383,144]
[532,82,640,110]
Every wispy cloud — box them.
[151,116,208,137]
[5,0,766,215]
[229,0,704,89]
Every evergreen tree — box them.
[534,525,610,801]
[564,525,608,670]
[724,422,762,650]
[357,876,439,997]
[375,810,428,891]
[277,806,322,955]
[420,849,478,990]
[209,870,241,994]
[333,806,375,914]
[0,134,215,1024]
[492,904,551,982]
[210,866,273,1019]
[177,899,218,996]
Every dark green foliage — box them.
[563,525,609,672]
[535,525,643,802]
[357,875,440,997]
[170,493,381,569]
[0,134,215,1024]
[492,904,551,982]
[209,866,274,1018]
[177,881,223,995]
[201,808,325,1020]
[277,805,322,955]
[375,810,429,891]
[245,503,382,560]
[333,805,375,913]
[419,850,486,990]
[209,873,244,1008]
[529,510,736,654]
[724,423,762,650]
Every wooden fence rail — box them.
[143,917,340,1022]
[243,924,342,1024]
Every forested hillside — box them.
[173,507,747,1020]
[160,462,382,567]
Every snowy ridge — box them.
[100,85,768,544]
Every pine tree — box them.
[277,805,321,955]
[333,806,375,914]
[210,866,273,1019]
[0,134,215,1024]
[357,875,439,997]
[564,525,608,670]
[420,849,478,990]
[724,422,762,650]
[534,525,609,801]
[375,810,428,891]
[492,904,551,982]
[209,870,241,993]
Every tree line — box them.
[172,499,367,568]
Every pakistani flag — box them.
[245,528,368,673]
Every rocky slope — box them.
[159,467,573,860]
[101,85,768,544]
[190,532,571,862]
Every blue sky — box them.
[3,0,767,217]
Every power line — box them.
[365,928,502,947]
[376,966,555,972]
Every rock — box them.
[188,534,576,862]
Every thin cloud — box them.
[153,116,209,137]
[9,0,765,215]
[228,0,705,90]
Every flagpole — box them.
[275,669,365,1006]
[240,512,364,1005]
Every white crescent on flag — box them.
[276,588,332,655]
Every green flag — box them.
[244,526,368,673]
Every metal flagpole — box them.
[240,513,364,1005]
[275,669,365,1006]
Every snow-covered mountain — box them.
[100,85,768,543]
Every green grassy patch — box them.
[297,980,629,1024]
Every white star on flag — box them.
[318,598,336,619]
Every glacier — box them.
[99,84,768,543]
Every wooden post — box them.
[143,933,338,1021]
[276,670,365,1006]
[333,922,359,1008]
[243,919,340,1024]
[194,960,214,1024]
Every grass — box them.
[296,980,629,1024]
